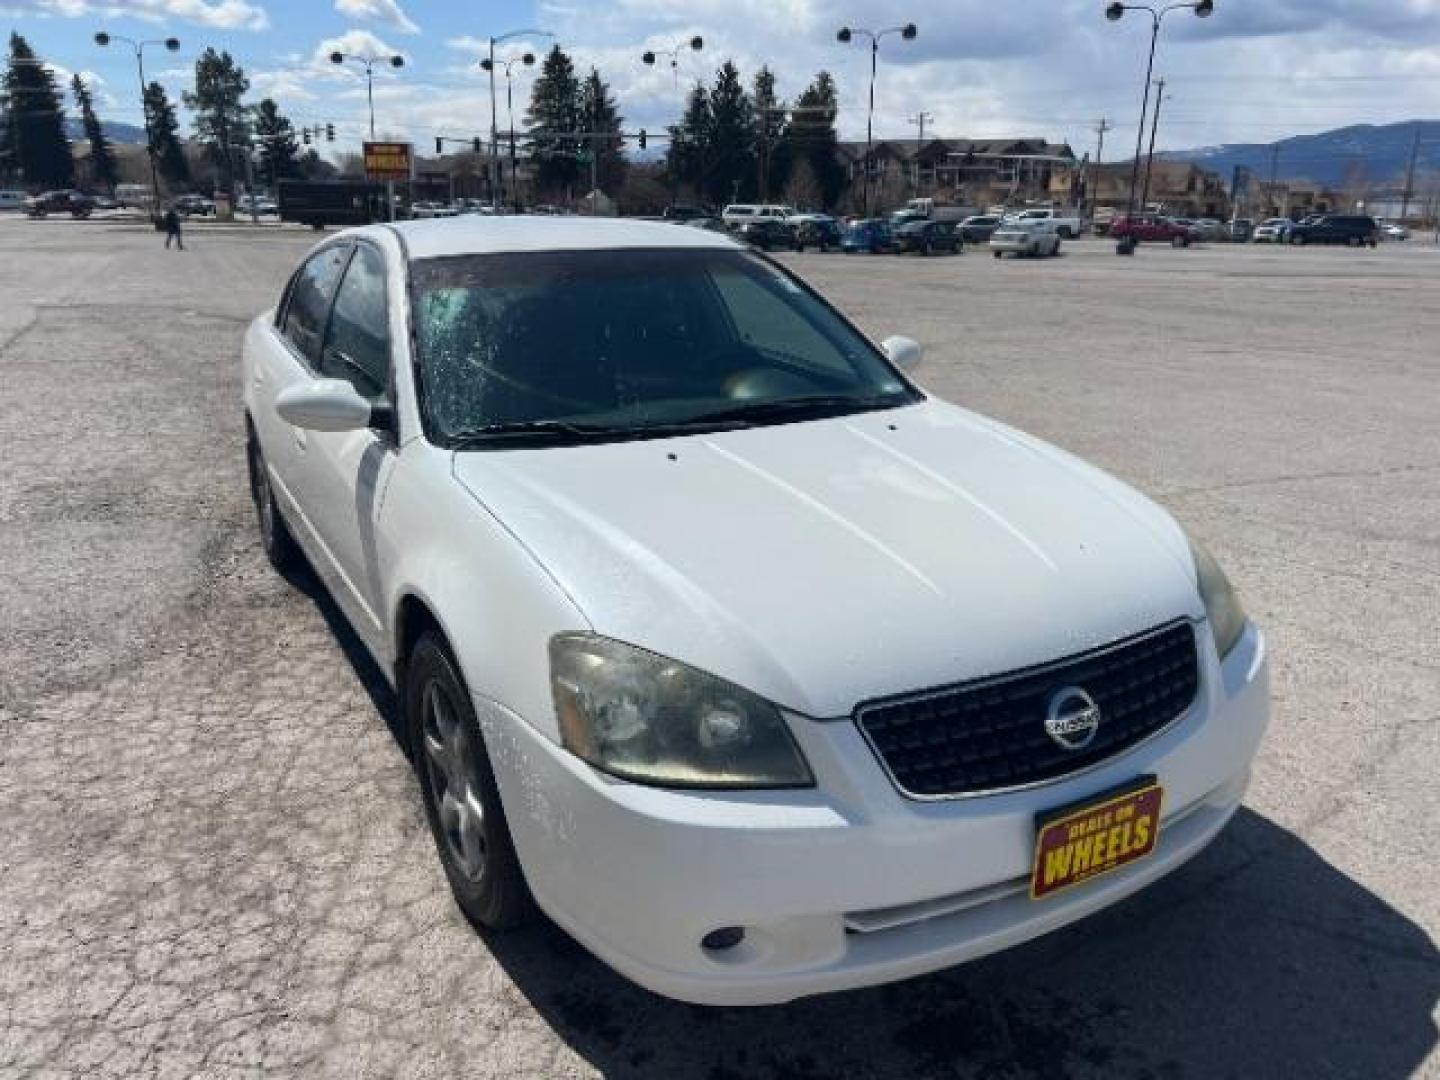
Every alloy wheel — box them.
[420,679,488,882]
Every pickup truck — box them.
[1002,207,1082,239]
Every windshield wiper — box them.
[682,392,908,427]
[449,419,621,447]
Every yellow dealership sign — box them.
[363,142,413,182]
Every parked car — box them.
[1287,214,1378,247]
[1168,218,1205,242]
[1109,214,1191,247]
[1375,219,1409,241]
[173,194,214,217]
[739,217,800,251]
[1003,207,1082,239]
[663,204,710,221]
[89,194,119,211]
[721,203,797,230]
[1091,206,1117,236]
[989,219,1062,258]
[893,219,961,255]
[792,214,842,251]
[840,218,895,253]
[957,215,1002,244]
[1228,218,1254,242]
[0,189,28,211]
[1251,218,1292,244]
[1192,218,1227,241]
[25,190,93,218]
[243,215,1268,1006]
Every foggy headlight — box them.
[549,634,814,789]
[1186,533,1248,660]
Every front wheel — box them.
[409,634,534,930]
[247,432,301,572]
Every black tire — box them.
[408,633,534,930]
[246,431,301,572]
[1171,235,1185,248]
[1293,233,1307,246]
[993,250,1003,259]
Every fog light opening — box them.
[701,926,746,952]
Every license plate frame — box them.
[1030,776,1164,900]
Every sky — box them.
[4,0,1440,162]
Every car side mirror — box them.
[882,335,923,373]
[276,379,377,432]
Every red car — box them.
[1109,214,1191,247]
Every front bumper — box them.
[989,236,1038,253]
[478,622,1269,1006]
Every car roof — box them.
[365,215,744,260]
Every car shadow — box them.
[292,571,1437,1078]
[479,809,1437,1080]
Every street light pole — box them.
[836,23,917,218]
[485,29,554,208]
[94,31,179,219]
[330,50,404,219]
[480,52,536,211]
[1139,78,1168,212]
[1104,0,1213,253]
[641,36,704,90]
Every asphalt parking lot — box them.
[0,218,1436,1079]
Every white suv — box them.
[721,203,797,228]
[243,216,1269,1006]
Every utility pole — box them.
[907,110,934,192]
[1139,78,1166,213]
[1400,123,1421,221]
[1087,117,1112,223]
[1269,142,1280,216]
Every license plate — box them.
[1030,780,1164,900]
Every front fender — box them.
[378,444,591,742]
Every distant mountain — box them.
[1160,120,1440,188]
[63,118,148,145]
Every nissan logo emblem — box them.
[1045,687,1102,751]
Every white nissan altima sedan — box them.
[242,217,1269,1006]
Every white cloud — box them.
[314,28,410,68]
[1,0,268,30]
[334,0,418,35]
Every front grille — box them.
[856,621,1199,799]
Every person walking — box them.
[163,205,184,251]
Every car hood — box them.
[452,400,1203,717]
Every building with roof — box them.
[836,137,1076,213]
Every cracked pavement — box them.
[0,220,1435,1078]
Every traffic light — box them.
[326,123,335,142]
[638,129,646,150]
[473,137,481,154]
[302,128,311,145]
[436,137,444,155]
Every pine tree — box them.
[4,34,73,188]
[524,45,582,196]
[783,72,844,210]
[143,81,189,188]
[578,68,625,194]
[253,98,298,187]
[184,48,251,194]
[705,61,757,205]
[753,66,787,202]
[665,82,711,196]
[72,72,117,191]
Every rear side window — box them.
[282,245,350,366]
[320,244,391,400]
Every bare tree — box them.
[783,157,822,211]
